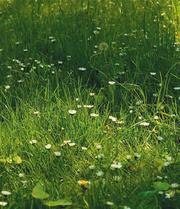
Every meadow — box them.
[0,0,179,208]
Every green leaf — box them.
[43,199,72,207]
[32,182,49,199]
[153,181,170,191]
[138,190,157,198]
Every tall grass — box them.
[0,0,179,209]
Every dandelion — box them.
[0,202,8,206]
[45,144,52,149]
[108,81,116,85]
[96,170,104,177]
[54,151,61,157]
[78,179,90,187]
[90,113,99,117]
[99,42,109,51]
[1,191,11,196]
[68,109,77,115]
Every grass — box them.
[0,0,179,208]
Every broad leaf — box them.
[43,199,72,207]
[138,190,157,198]
[32,182,49,199]
[153,181,170,191]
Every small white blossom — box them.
[68,109,77,115]
[45,144,52,149]
[96,171,104,177]
[29,139,37,144]
[90,113,99,117]
[139,122,150,127]
[110,162,122,170]
[0,202,8,206]
[108,81,116,85]
[1,191,11,196]
[54,151,61,156]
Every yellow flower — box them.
[77,179,90,187]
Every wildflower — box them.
[126,155,132,160]
[108,81,116,85]
[77,105,82,108]
[139,121,150,127]
[54,151,61,157]
[66,55,71,61]
[150,72,156,75]
[99,42,109,51]
[69,142,76,147]
[110,162,122,170]
[171,183,179,188]
[154,115,159,120]
[33,111,40,116]
[157,136,164,141]
[134,153,141,159]
[96,154,104,159]
[1,191,11,196]
[90,113,99,117]
[78,67,87,71]
[82,146,88,151]
[45,144,52,149]
[68,109,77,115]
[124,206,131,209]
[106,201,114,206]
[109,115,117,122]
[96,171,104,177]
[19,173,25,178]
[89,92,95,96]
[0,202,8,206]
[5,85,10,90]
[29,139,37,144]
[95,144,102,150]
[173,87,180,90]
[89,165,95,170]
[58,61,63,65]
[78,179,90,187]
[75,98,79,101]
[83,105,94,109]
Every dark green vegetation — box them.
[0,0,179,208]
